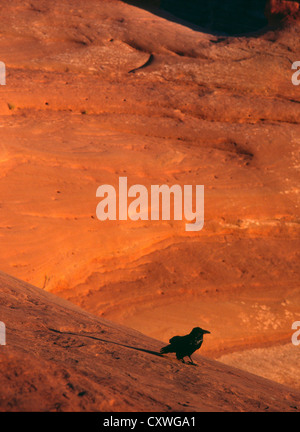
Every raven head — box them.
[190,327,211,336]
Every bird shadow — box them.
[48,328,164,359]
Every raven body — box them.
[160,327,210,364]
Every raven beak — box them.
[203,330,211,334]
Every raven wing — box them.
[169,335,182,345]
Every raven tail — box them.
[160,344,174,354]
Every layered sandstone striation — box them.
[0,0,299,388]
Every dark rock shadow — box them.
[123,0,270,37]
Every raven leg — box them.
[188,356,197,366]
[176,354,185,363]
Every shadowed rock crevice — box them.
[125,0,269,35]
[161,0,268,35]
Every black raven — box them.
[160,327,210,364]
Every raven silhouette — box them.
[160,327,210,364]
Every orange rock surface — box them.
[0,271,299,411]
[0,0,299,392]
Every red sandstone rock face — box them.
[0,0,299,392]
[266,0,300,24]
